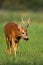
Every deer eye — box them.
[22,32,24,34]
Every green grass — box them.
[0,11,43,65]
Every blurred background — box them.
[0,0,43,11]
[0,0,43,23]
[0,1,43,65]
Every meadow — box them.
[0,10,43,65]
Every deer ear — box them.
[18,24,21,31]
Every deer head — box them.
[18,17,30,41]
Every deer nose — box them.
[26,37,28,40]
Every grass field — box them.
[0,11,43,65]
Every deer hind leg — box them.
[12,39,18,57]
[6,37,12,55]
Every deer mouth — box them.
[24,38,29,41]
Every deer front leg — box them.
[7,48,11,55]
[12,39,18,57]
[14,43,18,57]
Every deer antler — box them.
[26,17,30,28]
[27,17,30,24]
[22,18,25,24]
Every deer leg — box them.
[6,37,12,55]
[7,47,11,55]
[14,43,18,57]
[12,39,18,57]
